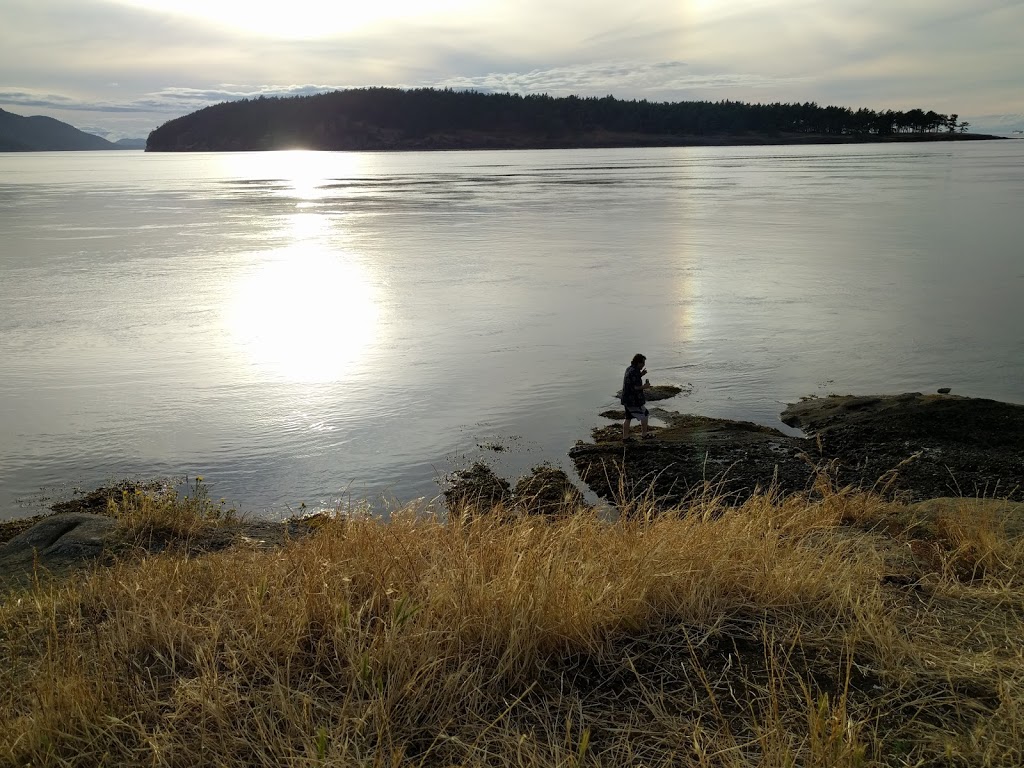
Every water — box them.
[2,142,1023,519]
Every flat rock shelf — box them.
[570,393,1024,508]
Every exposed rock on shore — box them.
[0,513,117,579]
[782,393,1024,499]
[613,384,686,402]
[0,483,320,587]
[570,393,1024,508]
[443,462,589,516]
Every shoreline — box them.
[5,390,1022,541]
[571,391,1024,508]
[3,397,1024,764]
[4,391,1024,764]
[144,131,1005,153]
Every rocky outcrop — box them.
[781,393,1024,500]
[612,384,686,403]
[511,465,588,515]
[571,394,1024,509]
[443,462,590,516]
[0,513,116,583]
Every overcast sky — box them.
[1,0,1022,139]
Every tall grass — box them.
[2,484,1023,766]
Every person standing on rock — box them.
[621,353,652,441]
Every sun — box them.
[113,0,474,39]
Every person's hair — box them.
[631,353,646,368]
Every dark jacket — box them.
[621,365,645,407]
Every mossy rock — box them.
[512,465,588,515]
[443,462,511,512]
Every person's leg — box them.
[622,415,632,440]
[640,414,649,438]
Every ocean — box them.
[2,140,1022,518]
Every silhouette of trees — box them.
[145,88,971,151]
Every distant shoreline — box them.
[141,88,1006,153]
[145,131,1005,153]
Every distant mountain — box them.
[0,108,118,151]
[114,138,147,150]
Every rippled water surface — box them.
[2,143,1023,518]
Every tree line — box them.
[146,88,973,151]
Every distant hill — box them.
[0,108,117,151]
[114,138,147,150]
[145,87,995,152]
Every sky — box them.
[1,0,1022,140]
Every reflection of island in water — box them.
[146,88,1002,152]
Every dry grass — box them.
[2,483,1024,766]
[107,476,237,541]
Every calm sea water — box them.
[2,142,1023,519]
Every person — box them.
[621,353,652,441]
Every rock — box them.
[0,491,327,587]
[937,388,952,394]
[443,462,591,517]
[0,513,117,584]
[443,462,511,512]
[511,465,588,515]
[571,410,812,508]
[613,384,683,402]
[572,394,1024,510]
[49,479,166,516]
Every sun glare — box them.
[115,0,475,38]
[228,247,382,383]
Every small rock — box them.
[937,388,952,394]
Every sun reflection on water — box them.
[223,152,385,384]
[227,246,382,384]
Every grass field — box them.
[2,478,1023,766]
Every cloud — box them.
[0,88,150,113]
[966,113,1024,134]
[132,84,350,112]
[0,0,1021,137]
[0,84,347,116]
[0,83,356,138]
[434,61,813,101]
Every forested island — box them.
[146,87,993,152]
